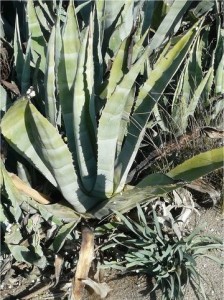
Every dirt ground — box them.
[1,208,223,300]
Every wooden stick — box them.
[71,226,94,300]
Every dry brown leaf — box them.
[201,126,224,139]
[1,79,20,95]
[82,278,111,299]
[54,254,64,286]
[186,178,221,206]
[9,172,52,204]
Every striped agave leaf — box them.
[1,98,98,213]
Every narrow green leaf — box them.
[187,67,213,117]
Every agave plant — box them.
[1,0,223,223]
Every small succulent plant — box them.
[97,204,223,300]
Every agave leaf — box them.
[187,67,213,117]
[99,0,125,59]
[140,0,155,38]
[167,147,224,181]
[115,22,200,192]
[72,27,96,192]
[149,0,191,52]
[171,64,187,134]
[58,0,80,158]
[45,25,57,126]
[86,13,97,134]
[8,244,46,268]
[1,98,57,187]
[1,97,95,213]
[91,175,182,219]
[211,99,224,121]
[0,85,12,114]
[172,32,209,132]
[191,0,215,19]
[215,28,224,94]
[14,14,24,87]
[27,0,46,73]
[89,4,104,119]
[1,161,23,222]
[17,162,31,186]
[60,0,80,90]
[94,0,104,45]
[108,1,134,54]
[103,0,124,31]
[21,36,31,94]
[115,86,135,160]
[35,1,54,34]
[137,173,180,188]
[9,172,51,205]
[188,35,203,91]
[132,28,150,64]
[107,38,129,99]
